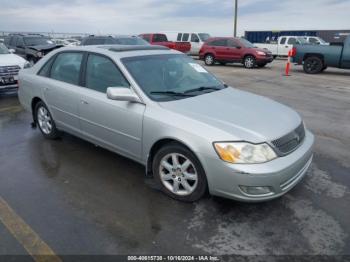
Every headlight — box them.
[256,51,266,56]
[213,142,277,164]
[23,61,31,69]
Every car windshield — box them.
[198,33,210,42]
[122,54,226,102]
[24,37,54,46]
[116,37,149,45]
[0,43,10,54]
[238,38,255,48]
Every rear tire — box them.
[35,101,60,139]
[204,54,215,66]
[152,143,208,202]
[243,55,256,69]
[303,56,323,74]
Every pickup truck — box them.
[139,33,191,53]
[255,36,308,57]
[291,35,350,74]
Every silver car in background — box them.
[18,45,314,202]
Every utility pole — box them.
[233,0,238,37]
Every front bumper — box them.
[0,83,18,93]
[198,130,314,202]
[256,55,274,64]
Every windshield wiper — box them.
[184,86,224,94]
[150,91,195,97]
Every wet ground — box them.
[0,60,349,258]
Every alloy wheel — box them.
[37,106,53,135]
[159,153,198,196]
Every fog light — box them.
[239,186,272,196]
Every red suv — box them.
[199,37,273,68]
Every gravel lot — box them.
[0,59,349,258]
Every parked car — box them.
[0,43,30,93]
[80,35,148,46]
[18,45,314,202]
[291,35,350,74]
[162,31,211,55]
[139,33,191,53]
[52,38,80,46]
[4,34,62,65]
[199,37,273,68]
[255,36,308,57]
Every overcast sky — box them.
[0,0,349,36]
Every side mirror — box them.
[107,87,141,103]
[9,49,15,53]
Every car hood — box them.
[28,44,61,51]
[0,54,26,67]
[159,88,301,142]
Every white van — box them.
[162,32,211,55]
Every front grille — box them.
[271,122,305,155]
[0,65,21,77]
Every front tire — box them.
[35,101,60,139]
[303,56,323,74]
[152,143,207,202]
[204,54,215,66]
[243,55,256,69]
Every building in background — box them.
[245,30,350,44]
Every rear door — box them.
[41,51,84,134]
[78,53,145,160]
[15,37,26,58]
[209,39,227,60]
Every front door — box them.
[190,34,201,55]
[79,53,145,160]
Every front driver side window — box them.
[85,54,129,93]
[50,52,83,85]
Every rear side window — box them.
[177,33,182,41]
[153,34,168,42]
[182,33,189,41]
[85,54,129,93]
[9,36,17,46]
[50,52,83,85]
[191,34,200,42]
[308,37,319,44]
[280,37,286,45]
[4,36,11,46]
[287,38,297,45]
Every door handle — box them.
[80,100,89,105]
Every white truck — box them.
[161,31,211,55]
[254,36,327,57]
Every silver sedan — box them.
[18,45,314,202]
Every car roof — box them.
[52,45,181,59]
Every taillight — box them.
[290,47,297,57]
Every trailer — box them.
[245,30,350,44]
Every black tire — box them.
[35,101,60,139]
[303,56,324,74]
[243,55,256,69]
[152,142,208,202]
[204,54,215,66]
[258,63,267,68]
